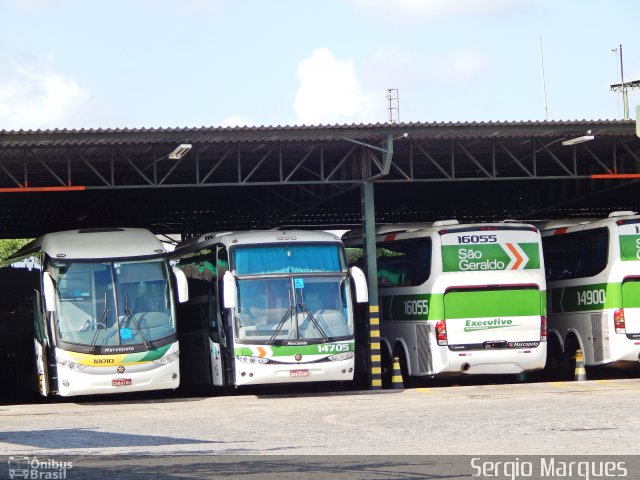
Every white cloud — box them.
[348,0,518,21]
[220,114,252,127]
[0,57,90,130]
[294,47,490,125]
[294,48,381,125]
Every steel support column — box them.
[361,181,381,389]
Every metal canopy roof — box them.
[0,120,639,238]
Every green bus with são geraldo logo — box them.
[344,220,547,385]
[542,211,640,378]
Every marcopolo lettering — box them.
[103,346,135,353]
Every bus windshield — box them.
[50,259,175,348]
[235,276,353,343]
[233,243,343,274]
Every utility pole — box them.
[539,35,549,120]
[609,45,640,120]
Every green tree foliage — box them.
[0,239,32,261]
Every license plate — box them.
[290,369,309,377]
[112,378,132,386]
[484,341,507,349]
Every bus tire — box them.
[542,336,562,381]
[380,348,393,389]
[562,336,579,381]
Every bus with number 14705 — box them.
[172,229,368,388]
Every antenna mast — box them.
[385,88,399,123]
[539,35,549,120]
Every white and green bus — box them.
[541,211,640,378]
[172,230,368,387]
[344,220,547,384]
[0,228,189,397]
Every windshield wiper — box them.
[124,291,154,349]
[89,291,110,350]
[298,300,330,342]
[268,304,295,344]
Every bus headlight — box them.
[57,359,88,371]
[153,351,180,365]
[237,356,269,364]
[328,352,355,362]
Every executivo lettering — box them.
[464,318,518,332]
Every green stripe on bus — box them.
[443,289,542,319]
[619,235,640,262]
[382,293,445,321]
[622,280,640,308]
[124,344,171,363]
[519,243,541,269]
[234,341,354,357]
[549,283,623,313]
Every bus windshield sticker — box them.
[294,278,304,289]
[120,328,132,340]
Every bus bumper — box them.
[438,346,547,375]
[601,335,640,366]
[234,358,355,386]
[55,361,180,397]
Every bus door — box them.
[443,286,543,351]
[621,278,640,338]
[35,283,52,396]
[176,256,222,386]
[208,280,225,387]
[39,272,57,397]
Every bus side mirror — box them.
[222,271,237,309]
[42,272,56,312]
[172,267,189,303]
[349,266,368,303]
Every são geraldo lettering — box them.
[458,248,505,271]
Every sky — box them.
[0,0,639,131]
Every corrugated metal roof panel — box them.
[0,119,635,148]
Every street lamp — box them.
[562,131,594,146]
[168,144,192,160]
[562,135,594,146]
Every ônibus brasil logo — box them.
[464,318,519,332]
[8,456,73,479]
